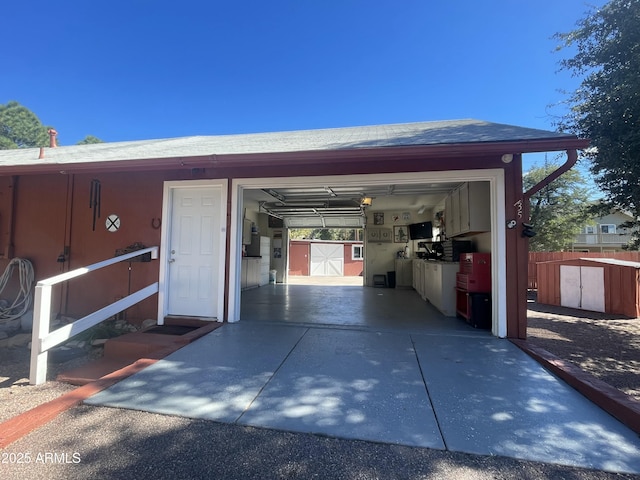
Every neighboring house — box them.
[0,119,588,339]
[571,210,636,252]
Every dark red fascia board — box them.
[0,137,590,176]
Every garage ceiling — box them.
[244,182,461,228]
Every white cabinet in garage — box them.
[560,265,605,312]
[395,259,413,287]
[241,257,261,290]
[413,260,424,297]
[242,218,253,245]
[422,261,458,316]
[259,236,271,286]
[445,182,491,237]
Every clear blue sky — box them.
[1,0,604,169]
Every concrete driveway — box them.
[85,322,640,474]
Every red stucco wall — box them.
[1,171,169,321]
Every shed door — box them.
[310,243,344,276]
[560,266,581,309]
[167,186,221,317]
[580,266,605,312]
[560,265,605,312]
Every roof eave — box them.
[0,137,590,176]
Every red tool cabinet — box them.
[455,253,491,328]
[456,253,491,293]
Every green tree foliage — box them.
[555,0,640,248]
[76,135,104,145]
[0,101,49,149]
[524,163,592,251]
[0,101,104,149]
[289,228,362,241]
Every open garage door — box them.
[231,171,505,337]
[310,243,344,276]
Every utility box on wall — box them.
[537,257,640,317]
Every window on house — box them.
[352,244,364,260]
[584,225,596,234]
[600,224,616,234]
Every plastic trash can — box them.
[269,270,277,284]
[387,271,396,288]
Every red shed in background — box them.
[536,257,640,318]
[289,240,363,277]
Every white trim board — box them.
[229,170,506,337]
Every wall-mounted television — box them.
[409,221,433,240]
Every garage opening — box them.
[231,171,505,336]
[289,228,364,286]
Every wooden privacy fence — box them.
[528,251,640,289]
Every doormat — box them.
[143,325,200,336]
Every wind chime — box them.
[90,179,101,231]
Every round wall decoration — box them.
[106,214,121,232]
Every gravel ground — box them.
[2,405,637,480]
[1,302,640,479]
[526,295,640,402]
[0,340,98,423]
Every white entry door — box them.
[166,186,222,317]
[310,243,344,276]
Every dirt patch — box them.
[527,296,640,403]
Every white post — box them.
[27,246,159,385]
[29,284,52,385]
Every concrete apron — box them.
[85,323,640,474]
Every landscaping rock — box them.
[20,310,33,332]
[49,346,85,363]
[0,333,32,348]
[141,319,157,329]
[0,318,21,334]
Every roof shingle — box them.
[0,119,579,168]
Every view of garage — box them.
[233,171,501,333]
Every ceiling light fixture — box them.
[360,197,372,207]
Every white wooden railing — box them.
[29,247,159,385]
[573,233,633,245]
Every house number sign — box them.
[513,199,523,218]
[106,214,121,232]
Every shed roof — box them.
[578,258,640,269]
[0,119,585,169]
[539,257,640,269]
